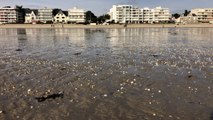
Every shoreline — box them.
[0,23,213,28]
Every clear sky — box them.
[1,0,213,15]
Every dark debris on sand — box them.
[35,92,64,102]
[15,49,22,51]
[74,52,82,56]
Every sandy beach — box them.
[0,23,213,29]
[0,28,212,120]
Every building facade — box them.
[68,7,86,23]
[109,5,143,24]
[191,8,213,23]
[25,10,38,23]
[38,7,53,23]
[142,7,154,23]
[175,14,198,24]
[0,6,17,24]
[54,10,68,23]
[152,6,170,23]
[109,5,170,24]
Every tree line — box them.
[172,10,191,19]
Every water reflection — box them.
[0,28,212,57]
[16,29,28,51]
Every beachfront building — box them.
[0,6,18,24]
[38,7,53,23]
[152,6,170,23]
[54,10,68,23]
[25,9,38,23]
[131,6,143,24]
[142,7,154,23]
[68,7,86,23]
[191,8,213,23]
[175,14,198,24]
[109,5,170,24]
[109,5,143,24]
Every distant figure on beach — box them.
[51,23,54,28]
[124,23,127,28]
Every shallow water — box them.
[0,28,212,120]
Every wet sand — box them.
[0,23,213,29]
[0,28,212,120]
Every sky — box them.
[0,0,213,15]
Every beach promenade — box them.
[0,23,213,29]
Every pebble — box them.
[0,111,2,113]
[27,89,31,94]
[145,88,151,91]
[158,90,161,93]
[103,94,107,97]
[91,85,95,89]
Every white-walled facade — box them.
[191,8,213,23]
[142,7,154,23]
[54,10,68,23]
[109,5,170,24]
[0,6,17,23]
[68,7,86,23]
[38,7,53,23]
[152,6,170,23]
[25,10,38,23]
[109,5,143,24]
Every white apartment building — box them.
[142,7,154,23]
[191,8,213,23]
[54,10,68,23]
[0,6,17,24]
[38,7,53,23]
[109,5,170,24]
[68,7,86,23]
[109,5,143,24]
[152,6,170,23]
[25,10,38,23]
